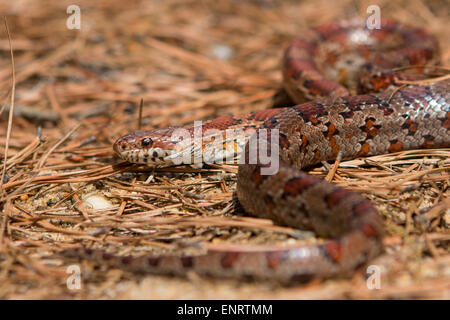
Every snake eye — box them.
[142,137,152,147]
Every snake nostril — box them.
[113,142,122,155]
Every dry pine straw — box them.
[0,0,449,299]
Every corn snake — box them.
[68,18,450,280]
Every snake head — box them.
[113,128,180,165]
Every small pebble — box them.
[210,43,234,61]
[83,193,114,210]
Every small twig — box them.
[396,74,450,85]
[0,17,16,193]
[116,177,135,216]
[138,98,143,130]
[0,18,15,250]
[0,124,81,202]
[325,151,342,182]
[36,124,81,170]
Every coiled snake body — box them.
[75,19,450,280]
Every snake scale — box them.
[69,19,450,280]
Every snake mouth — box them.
[114,144,173,165]
[113,131,172,165]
